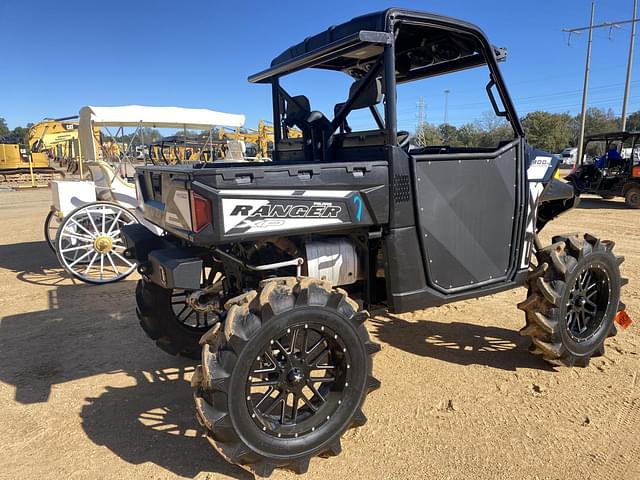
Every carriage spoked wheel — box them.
[44,210,63,252]
[55,201,138,284]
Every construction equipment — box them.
[122,9,628,476]
[0,116,101,187]
[27,117,99,175]
[147,135,221,164]
[220,119,302,159]
[0,142,61,187]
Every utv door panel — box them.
[413,147,517,290]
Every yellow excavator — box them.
[219,119,302,159]
[0,116,88,187]
[0,143,53,186]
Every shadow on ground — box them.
[0,240,73,286]
[576,197,628,210]
[370,313,552,371]
[0,251,251,479]
[81,368,252,479]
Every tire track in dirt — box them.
[591,371,640,480]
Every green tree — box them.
[414,123,443,146]
[572,107,620,143]
[625,110,640,131]
[438,124,458,144]
[521,111,573,152]
[454,123,482,146]
[0,118,10,140]
[138,127,162,144]
[6,125,30,145]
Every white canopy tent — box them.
[78,105,245,163]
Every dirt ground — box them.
[0,188,638,480]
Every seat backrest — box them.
[334,102,351,133]
[349,77,382,110]
[285,95,311,128]
[85,161,137,207]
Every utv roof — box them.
[249,8,505,83]
[585,130,640,142]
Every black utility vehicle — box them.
[123,9,628,476]
[566,130,640,208]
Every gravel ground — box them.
[0,188,638,480]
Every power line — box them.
[562,1,640,161]
[395,82,640,117]
[562,16,640,40]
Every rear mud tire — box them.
[136,279,219,359]
[625,187,640,208]
[518,233,626,367]
[192,277,380,477]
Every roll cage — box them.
[148,135,222,165]
[580,131,640,167]
[249,8,522,162]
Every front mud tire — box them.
[192,277,380,477]
[518,233,627,367]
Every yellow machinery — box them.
[0,143,53,186]
[0,116,100,187]
[28,118,79,158]
[219,120,302,159]
[147,136,220,165]
[28,117,101,172]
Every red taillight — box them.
[190,191,211,232]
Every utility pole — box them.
[563,2,640,159]
[577,1,595,166]
[416,96,426,144]
[622,0,638,131]
[443,90,451,125]
[416,96,426,129]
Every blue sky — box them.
[1,0,638,131]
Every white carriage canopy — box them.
[78,105,246,162]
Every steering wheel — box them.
[397,130,412,149]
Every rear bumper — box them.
[122,224,204,290]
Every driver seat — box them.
[284,95,334,161]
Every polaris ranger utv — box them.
[123,8,628,476]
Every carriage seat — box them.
[84,161,137,208]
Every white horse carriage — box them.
[45,105,245,284]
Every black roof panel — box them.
[270,10,389,67]
[270,8,489,68]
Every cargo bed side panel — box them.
[136,161,389,245]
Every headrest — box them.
[286,95,311,117]
[349,77,382,110]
